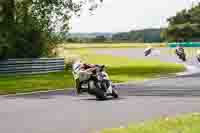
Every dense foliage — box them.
[163,2,200,41]
[65,28,164,43]
[112,28,164,43]
[0,0,102,59]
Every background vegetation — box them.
[0,1,200,60]
[0,0,102,59]
[162,3,200,41]
[65,28,164,43]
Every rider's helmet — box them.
[72,59,83,73]
[197,50,200,56]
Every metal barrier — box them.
[168,42,200,47]
[168,42,200,57]
[0,58,65,74]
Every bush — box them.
[12,29,45,58]
[0,27,57,59]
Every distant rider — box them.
[175,45,185,57]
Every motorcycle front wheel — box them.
[88,80,107,100]
[95,88,107,100]
[197,57,200,62]
[111,89,119,98]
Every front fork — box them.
[101,80,113,94]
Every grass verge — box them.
[0,71,73,95]
[69,49,185,83]
[61,43,166,49]
[101,113,200,133]
[0,48,184,95]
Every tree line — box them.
[0,1,199,59]
[162,2,200,42]
[65,28,164,43]
[0,0,102,60]
[66,2,200,43]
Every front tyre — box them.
[95,88,107,100]
[88,80,107,100]
[181,54,186,61]
[111,89,119,98]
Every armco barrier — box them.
[0,58,65,74]
[168,42,200,47]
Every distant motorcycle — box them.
[175,47,186,61]
[144,47,153,56]
[196,50,200,62]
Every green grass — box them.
[70,49,185,82]
[62,43,166,49]
[0,71,74,95]
[101,113,200,133]
[0,48,184,95]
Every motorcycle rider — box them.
[175,44,184,56]
[72,59,97,94]
[196,50,200,62]
[174,38,187,61]
[175,38,185,56]
[144,44,153,56]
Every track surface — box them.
[95,48,200,65]
[1,95,200,133]
[1,48,200,133]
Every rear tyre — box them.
[197,56,200,62]
[181,54,186,61]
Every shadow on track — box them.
[78,97,125,101]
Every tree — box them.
[163,2,200,41]
[0,0,103,59]
[112,29,163,43]
[93,35,106,42]
[0,0,15,59]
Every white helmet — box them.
[72,59,83,72]
[197,50,200,55]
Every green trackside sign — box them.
[168,42,200,48]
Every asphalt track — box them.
[1,48,200,133]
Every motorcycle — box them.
[144,47,153,56]
[196,50,200,63]
[175,47,186,61]
[197,55,200,62]
[72,64,119,100]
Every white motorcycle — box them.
[144,47,153,56]
[72,64,118,100]
[175,47,186,62]
[196,50,200,63]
